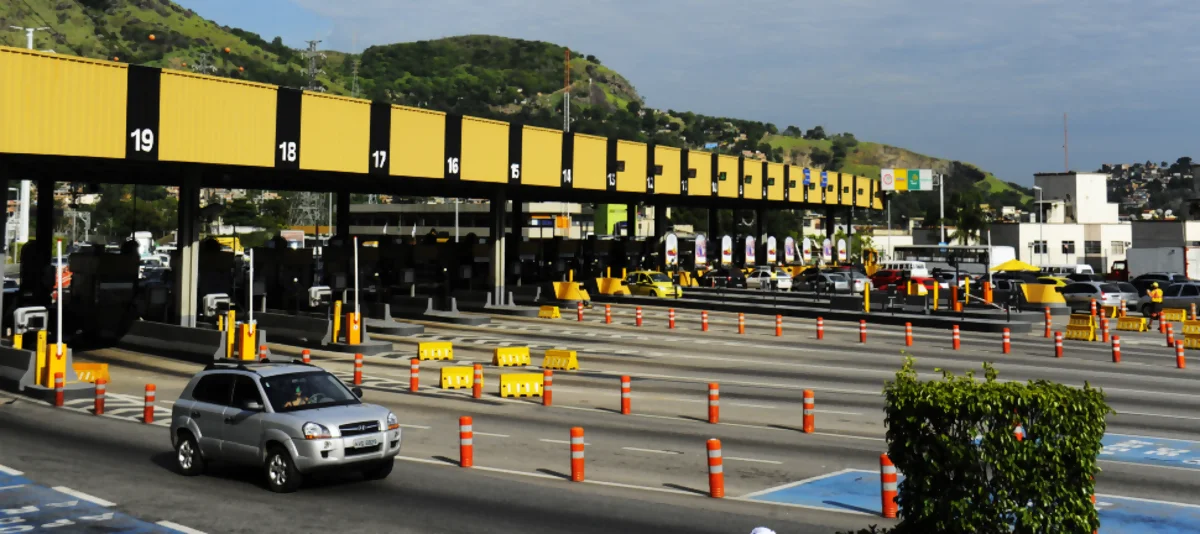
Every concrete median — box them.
[390,296,490,326]
[0,345,91,402]
[116,320,227,363]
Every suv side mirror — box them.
[243,401,264,411]
[352,387,364,398]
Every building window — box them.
[1061,241,1076,254]
[1032,240,1047,254]
[1085,241,1102,255]
[1112,241,1126,255]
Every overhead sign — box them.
[837,238,848,262]
[802,237,813,263]
[744,236,756,266]
[820,171,828,188]
[766,236,777,264]
[720,235,733,265]
[664,233,679,267]
[784,236,796,263]
[694,234,707,267]
[802,168,811,186]
[881,168,934,191]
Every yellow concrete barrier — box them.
[1022,284,1067,305]
[552,282,592,302]
[1116,317,1148,332]
[1065,314,1096,342]
[1100,306,1119,319]
[1162,308,1188,322]
[595,278,632,296]
[418,341,454,361]
[440,366,473,389]
[493,347,531,367]
[1183,320,1200,336]
[538,306,561,319]
[499,373,544,398]
[71,363,109,383]
[542,349,579,371]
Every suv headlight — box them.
[387,412,399,431]
[303,422,331,440]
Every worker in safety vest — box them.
[1147,282,1164,323]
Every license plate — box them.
[353,437,379,448]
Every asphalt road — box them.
[6,303,1200,533]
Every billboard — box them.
[880,168,933,191]
[721,235,733,264]
[802,237,812,263]
[744,236,756,266]
[784,236,796,263]
[837,238,848,262]
[822,238,833,262]
[665,233,679,267]
[766,236,777,264]
[694,234,707,267]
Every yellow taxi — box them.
[624,270,683,298]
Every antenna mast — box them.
[563,48,570,132]
[1063,112,1069,172]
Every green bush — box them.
[883,357,1109,533]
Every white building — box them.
[989,172,1131,272]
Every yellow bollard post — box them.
[569,269,574,283]
[983,281,992,304]
[332,301,343,343]
[217,314,224,331]
[35,330,48,387]
[45,343,67,387]
[345,312,362,345]
[12,333,22,350]
[237,322,257,360]
[863,283,871,314]
[965,278,972,307]
[932,283,939,311]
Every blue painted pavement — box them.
[1100,433,1200,470]
[746,470,1200,533]
[0,470,185,533]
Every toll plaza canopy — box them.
[0,46,884,211]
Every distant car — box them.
[746,270,791,291]
[796,272,848,293]
[1132,273,1189,297]
[699,267,748,289]
[624,270,682,298]
[1060,282,1124,312]
[1066,273,1105,283]
[1157,282,1200,316]
[1112,282,1140,311]
[171,360,401,493]
[844,271,870,293]
[870,269,906,289]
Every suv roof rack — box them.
[202,358,318,372]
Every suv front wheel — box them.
[175,433,205,476]
[265,446,302,493]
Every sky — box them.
[175,0,1200,185]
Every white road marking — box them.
[156,520,209,534]
[725,457,782,465]
[728,496,877,516]
[730,402,777,409]
[474,432,510,438]
[739,468,865,499]
[539,438,589,445]
[1114,411,1200,421]
[394,455,699,496]
[0,485,26,491]
[52,486,116,507]
[0,464,23,476]
[1094,493,1200,509]
[814,409,866,416]
[399,424,431,430]
[622,447,682,455]
[1099,459,1200,473]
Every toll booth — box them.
[17,238,51,309]
[65,241,139,341]
[321,237,382,305]
[510,237,541,285]
[376,237,416,297]
[254,236,324,313]
[187,237,237,321]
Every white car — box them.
[747,270,792,291]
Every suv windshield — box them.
[261,371,360,413]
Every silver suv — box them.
[170,360,401,492]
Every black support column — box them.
[653,201,667,240]
[173,169,202,327]
[626,203,637,239]
[507,197,524,286]
[707,207,719,238]
[336,190,351,239]
[825,208,835,241]
[489,193,507,306]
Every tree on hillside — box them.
[783,125,802,136]
[810,147,833,168]
[804,126,826,140]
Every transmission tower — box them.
[288,192,327,237]
[191,52,217,75]
[351,33,361,98]
[303,39,326,92]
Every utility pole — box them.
[9,26,49,246]
[351,33,361,98]
[563,48,570,132]
[303,39,326,92]
[1063,112,1069,172]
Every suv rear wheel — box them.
[175,433,205,476]
[265,446,302,493]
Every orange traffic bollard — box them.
[737,313,745,334]
[881,454,898,519]
[144,384,156,424]
[1055,331,1063,358]
[459,416,474,468]
[353,353,364,385]
[1090,299,1097,317]
[775,315,783,337]
[259,344,268,360]
[707,439,725,498]
[472,363,483,399]
[577,301,584,322]
[708,383,720,424]
[1044,307,1051,338]
[904,322,913,347]
[1177,340,1187,369]
[604,304,612,324]
[94,378,106,415]
[1101,317,1110,343]
[669,308,676,329]
[701,311,709,332]
[859,320,867,343]
[543,369,553,406]
[53,372,64,407]
[1121,300,1128,318]
[1167,323,1176,348]
[570,427,585,482]
[620,375,631,414]
[816,317,824,340]
[409,358,419,392]
[301,349,311,364]
[1002,328,1011,354]
[1193,303,1198,321]
[1112,335,1122,363]
[952,324,961,350]
[802,389,815,433]
[636,307,643,327]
